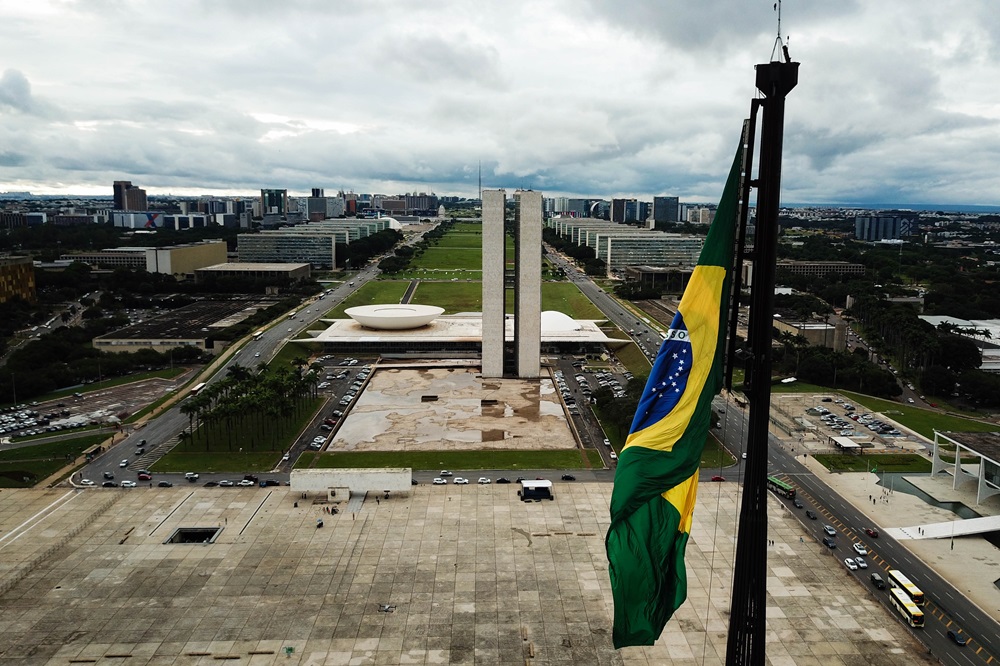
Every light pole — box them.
[10,373,15,407]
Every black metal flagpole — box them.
[725,59,798,666]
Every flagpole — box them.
[726,58,798,666]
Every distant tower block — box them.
[514,190,542,378]
[481,189,506,378]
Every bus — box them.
[287,311,298,320]
[766,476,796,499]
[888,587,924,628]
[887,569,924,606]
[252,330,265,341]
[189,382,207,397]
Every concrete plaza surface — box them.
[0,483,931,665]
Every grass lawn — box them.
[0,433,110,488]
[541,283,606,318]
[431,232,483,249]
[703,435,736,469]
[838,391,999,439]
[264,342,314,374]
[411,247,483,271]
[323,281,410,318]
[612,341,652,377]
[813,452,931,473]
[154,396,323,473]
[312,449,600,471]
[411,281,482,314]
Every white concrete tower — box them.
[514,190,542,378]
[481,189,506,378]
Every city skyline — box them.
[2,1,1000,206]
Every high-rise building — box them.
[112,180,147,211]
[855,215,913,241]
[0,255,36,304]
[260,189,288,215]
[481,189,542,379]
[653,196,679,223]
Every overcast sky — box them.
[2,1,999,206]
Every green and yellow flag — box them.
[605,143,741,648]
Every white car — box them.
[120,480,137,488]
[453,477,469,485]
[281,453,290,462]
[119,459,128,468]
[80,479,95,486]
[237,479,255,487]
[852,542,868,556]
[854,557,868,569]
[609,451,618,460]
[432,478,446,485]
[844,558,858,571]
[439,470,453,477]
[477,477,491,484]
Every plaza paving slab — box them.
[0,483,930,665]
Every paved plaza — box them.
[333,368,577,452]
[0,481,932,665]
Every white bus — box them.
[252,330,265,341]
[888,587,924,628]
[887,569,924,606]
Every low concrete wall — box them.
[290,468,412,495]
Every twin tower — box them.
[481,189,543,379]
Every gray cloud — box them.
[0,1,999,205]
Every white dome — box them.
[346,304,445,330]
[540,310,581,332]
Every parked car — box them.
[843,558,858,570]
[822,537,836,549]
[185,472,199,481]
[432,478,446,485]
[101,481,116,488]
[477,477,491,484]
[823,524,837,536]
[260,479,281,487]
[80,479,95,486]
[496,477,511,484]
[711,476,726,482]
[454,477,469,485]
[137,473,152,481]
[157,481,173,488]
[561,474,576,481]
[870,572,886,589]
[854,557,867,569]
[120,480,137,488]
[237,479,255,487]
[218,480,235,487]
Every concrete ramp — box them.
[885,514,1000,540]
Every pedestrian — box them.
[376,497,380,505]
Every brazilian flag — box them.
[606,143,740,648]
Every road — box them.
[714,396,997,665]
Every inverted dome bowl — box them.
[345,304,445,330]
